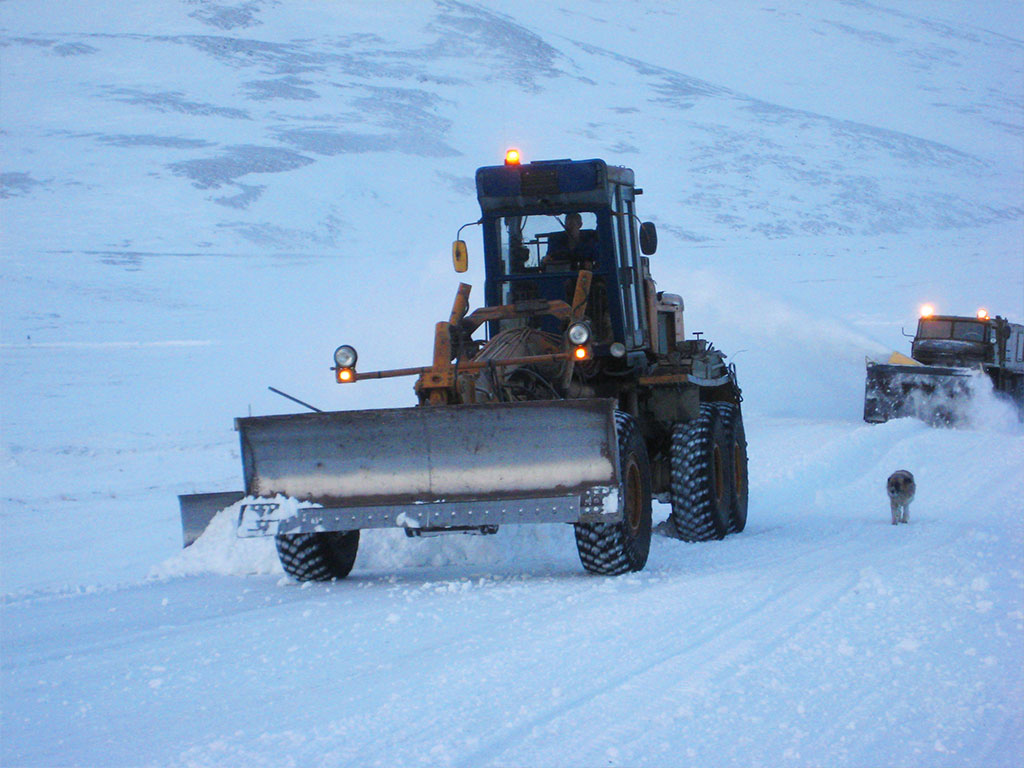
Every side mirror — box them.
[452,240,468,273]
[639,221,658,255]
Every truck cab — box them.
[475,157,654,361]
[912,313,1024,373]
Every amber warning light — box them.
[977,308,989,320]
[504,148,521,166]
[920,303,935,318]
[336,368,355,383]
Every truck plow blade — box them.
[864,361,972,424]
[233,398,621,537]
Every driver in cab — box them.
[541,213,597,271]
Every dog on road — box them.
[887,470,916,525]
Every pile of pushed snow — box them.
[151,497,580,580]
[150,499,282,580]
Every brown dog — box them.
[887,470,916,525]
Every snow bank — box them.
[150,500,282,579]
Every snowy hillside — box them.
[2,1,1023,766]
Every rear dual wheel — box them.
[574,411,653,575]
[669,402,747,541]
[715,402,748,533]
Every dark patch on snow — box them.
[573,41,728,104]
[821,21,901,46]
[987,119,1024,138]
[743,102,986,171]
[648,71,729,109]
[835,1,984,46]
[435,171,476,197]
[276,128,459,158]
[651,221,710,243]
[52,42,99,56]
[168,145,314,189]
[218,219,340,248]
[188,1,266,31]
[608,141,639,154]
[1,172,45,198]
[4,36,58,48]
[97,253,144,270]
[169,35,322,73]
[95,134,216,149]
[170,34,413,79]
[429,1,567,91]
[107,88,251,120]
[241,76,320,101]
[214,184,265,208]
[353,86,451,133]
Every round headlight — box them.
[609,342,626,358]
[567,321,591,346]
[334,345,358,368]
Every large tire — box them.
[574,411,652,575]
[275,530,360,582]
[714,402,748,533]
[669,403,731,541]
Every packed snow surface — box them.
[2,1,1023,766]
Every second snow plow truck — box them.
[864,306,1024,424]
[180,153,748,579]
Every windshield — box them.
[498,212,599,274]
[918,319,986,342]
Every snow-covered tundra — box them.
[2,1,1022,766]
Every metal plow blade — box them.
[864,362,972,424]
[178,491,244,547]
[234,398,621,537]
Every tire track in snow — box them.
[453,524,921,766]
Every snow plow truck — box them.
[180,152,748,579]
[864,306,1024,425]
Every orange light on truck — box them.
[977,308,989,320]
[504,148,521,166]
[574,346,589,360]
[920,304,935,318]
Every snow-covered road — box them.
[5,417,1022,767]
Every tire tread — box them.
[574,411,652,575]
[276,530,360,581]
[669,403,729,541]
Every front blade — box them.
[236,398,619,508]
[864,362,971,423]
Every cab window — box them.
[952,322,985,341]
[918,320,952,339]
[497,213,598,274]
[918,320,986,341]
